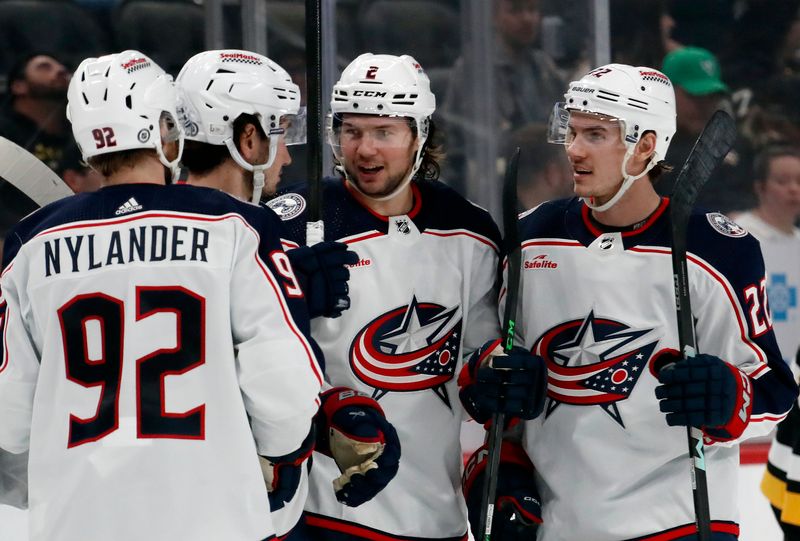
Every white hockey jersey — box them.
[508,197,797,541]
[0,183,323,541]
[266,178,502,540]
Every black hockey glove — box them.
[458,339,548,424]
[287,241,359,319]
[463,441,542,540]
[655,352,753,441]
[314,387,401,507]
[259,426,315,511]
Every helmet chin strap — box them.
[224,137,277,204]
[157,137,184,184]
[582,147,657,212]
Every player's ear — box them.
[238,122,260,161]
[635,131,657,161]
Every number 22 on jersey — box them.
[58,286,204,448]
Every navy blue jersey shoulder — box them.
[640,207,767,293]
[518,197,577,242]
[267,178,377,244]
[266,178,501,249]
[414,180,501,247]
[3,183,284,267]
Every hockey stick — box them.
[0,136,72,207]
[478,147,521,541]
[670,110,737,541]
[0,136,73,235]
[305,0,324,245]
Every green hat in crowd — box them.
[662,46,729,96]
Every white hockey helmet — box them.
[548,63,677,211]
[328,53,436,201]
[176,50,303,203]
[67,50,183,175]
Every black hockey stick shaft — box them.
[670,110,737,541]
[478,148,521,541]
[305,0,324,241]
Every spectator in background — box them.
[0,53,73,172]
[610,0,676,71]
[505,122,572,211]
[441,0,566,192]
[659,46,754,212]
[747,146,800,541]
[733,146,800,365]
[741,75,800,152]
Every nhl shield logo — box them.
[394,218,411,235]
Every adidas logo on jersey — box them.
[115,197,143,215]
[524,254,558,269]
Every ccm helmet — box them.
[67,50,183,176]
[548,63,676,211]
[328,53,436,201]
[176,50,303,203]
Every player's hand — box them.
[458,339,548,424]
[314,387,401,507]
[259,426,315,510]
[655,352,753,441]
[287,242,359,319]
[463,442,542,540]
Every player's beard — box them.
[345,164,413,199]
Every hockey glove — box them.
[287,241,360,319]
[463,441,542,540]
[458,338,548,424]
[315,387,401,507]
[259,426,315,511]
[655,352,753,441]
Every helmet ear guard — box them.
[67,50,185,179]
[327,53,436,201]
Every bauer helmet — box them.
[67,50,183,175]
[548,63,676,211]
[176,49,303,203]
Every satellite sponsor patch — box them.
[706,212,747,238]
[265,193,306,221]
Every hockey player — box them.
[176,48,360,538]
[0,50,322,541]
[459,63,799,540]
[264,52,502,541]
[177,49,357,322]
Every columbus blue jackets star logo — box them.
[349,295,462,408]
[535,310,658,427]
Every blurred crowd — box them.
[0,0,799,216]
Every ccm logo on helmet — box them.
[352,90,387,98]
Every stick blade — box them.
[670,110,737,224]
[0,136,72,207]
